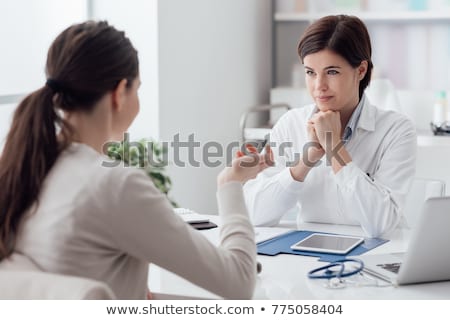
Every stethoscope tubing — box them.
[307,258,364,279]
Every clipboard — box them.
[257,230,388,262]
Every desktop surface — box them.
[148,218,450,300]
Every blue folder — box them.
[257,230,388,262]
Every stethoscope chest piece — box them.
[326,277,347,289]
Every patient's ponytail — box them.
[0,86,67,259]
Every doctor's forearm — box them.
[337,172,402,237]
[244,172,301,226]
[331,146,352,173]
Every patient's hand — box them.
[218,145,272,186]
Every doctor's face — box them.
[303,49,366,114]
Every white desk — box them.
[148,218,450,299]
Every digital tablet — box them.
[290,233,364,255]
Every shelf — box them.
[275,11,450,22]
[0,93,26,105]
[417,132,450,147]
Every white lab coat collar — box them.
[356,95,376,132]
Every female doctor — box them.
[243,15,417,238]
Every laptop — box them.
[357,196,450,285]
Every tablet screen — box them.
[290,233,364,255]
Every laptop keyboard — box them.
[377,262,402,274]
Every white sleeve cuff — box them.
[216,181,249,220]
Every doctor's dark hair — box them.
[297,15,373,99]
[0,21,139,260]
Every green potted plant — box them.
[106,134,177,207]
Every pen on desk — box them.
[361,267,393,286]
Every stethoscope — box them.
[307,258,392,289]
[307,258,364,281]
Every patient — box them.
[0,21,268,299]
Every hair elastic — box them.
[45,79,62,93]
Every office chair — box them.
[403,178,446,229]
[239,103,291,151]
[0,253,116,299]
